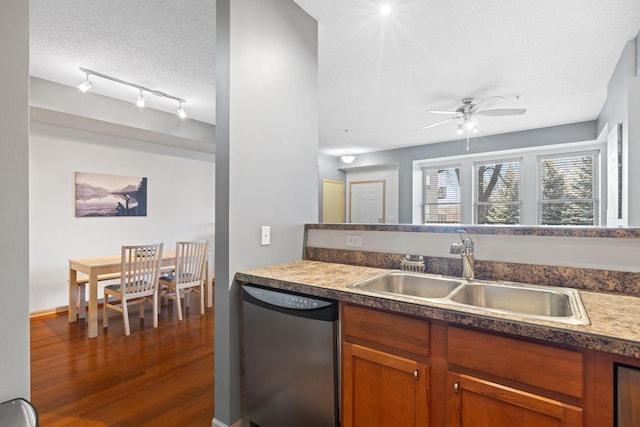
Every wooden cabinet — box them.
[446,326,586,427]
[447,371,583,427]
[341,304,592,427]
[343,342,429,427]
[341,304,430,427]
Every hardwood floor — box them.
[30,301,214,426]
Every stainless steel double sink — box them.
[348,271,590,325]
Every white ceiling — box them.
[30,1,640,156]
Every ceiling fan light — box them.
[456,124,464,135]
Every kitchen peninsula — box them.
[236,223,640,427]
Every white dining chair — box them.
[159,240,207,320]
[103,243,163,336]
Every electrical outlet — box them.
[345,235,362,247]
[261,226,271,245]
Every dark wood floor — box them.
[30,301,214,426]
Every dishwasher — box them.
[241,284,339,427]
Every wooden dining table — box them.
[68,250,213,338]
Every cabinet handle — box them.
[413,369,419,380]
[453,381,459,393]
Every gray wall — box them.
[338,121,597,223]
[598,34,640,226]
[0,0,30,400]
[215,0,318,425]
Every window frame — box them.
[473,157,523,225]
[537,150,600,226]
[422,164,462,224]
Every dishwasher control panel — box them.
[243,285,333,310]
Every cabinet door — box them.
[447,372,582,427]
[342,342,429,427]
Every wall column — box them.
[214,1,318,425]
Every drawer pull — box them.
[453,381,459,393]
[413,369,419,380]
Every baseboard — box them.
[30,306,69,318]
[212,418,242,427]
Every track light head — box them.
[136,90,145,108]
[177,102,187,119]
[78,73,92,93]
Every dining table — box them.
[68,249,213,338]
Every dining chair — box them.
[159,240,207,320]
[103,243,163,336]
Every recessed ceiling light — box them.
[380,4,391,15]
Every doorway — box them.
[349,180,385,223]
[322,179,346,223]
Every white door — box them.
[349,180,385,223]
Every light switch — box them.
[261,226,271,245]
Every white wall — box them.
[346,165,399,223]
[0,0,30,401]
[307,229,640,273]
[29,122,215,312]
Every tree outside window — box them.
[475,161,521,225]
[539,153,598,225]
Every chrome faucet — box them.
[449,230,475,280]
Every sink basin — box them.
[349,271,462,299]
[348,271,590,325]
[448,282,590,325]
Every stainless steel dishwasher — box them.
[241,284,339,427]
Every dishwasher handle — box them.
[242,285,338,322]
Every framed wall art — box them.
[75,172,147,217]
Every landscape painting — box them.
[75,172,147,217]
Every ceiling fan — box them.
[422,96,527,150]
[423,95,526,130]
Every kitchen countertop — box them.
[235,259,640,359]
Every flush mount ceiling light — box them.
[380,4,391,15]
[77,67,187,119]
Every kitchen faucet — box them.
[449,230,475,280]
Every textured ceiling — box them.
[30,1,640,155]
[29,0,216,123]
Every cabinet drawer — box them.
[448,326,583,399]
[342,304,430,357]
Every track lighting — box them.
[78,67,187,118]
[78,72,92,93]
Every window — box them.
[422,166,460,223]
[475,160,521,224]
[538,152,599,226]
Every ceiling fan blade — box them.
[473,96,505,110]
[478,108,527,117]
[426,110,458,115]
[422,116,459,130]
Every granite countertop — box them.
[235,259,640,359]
